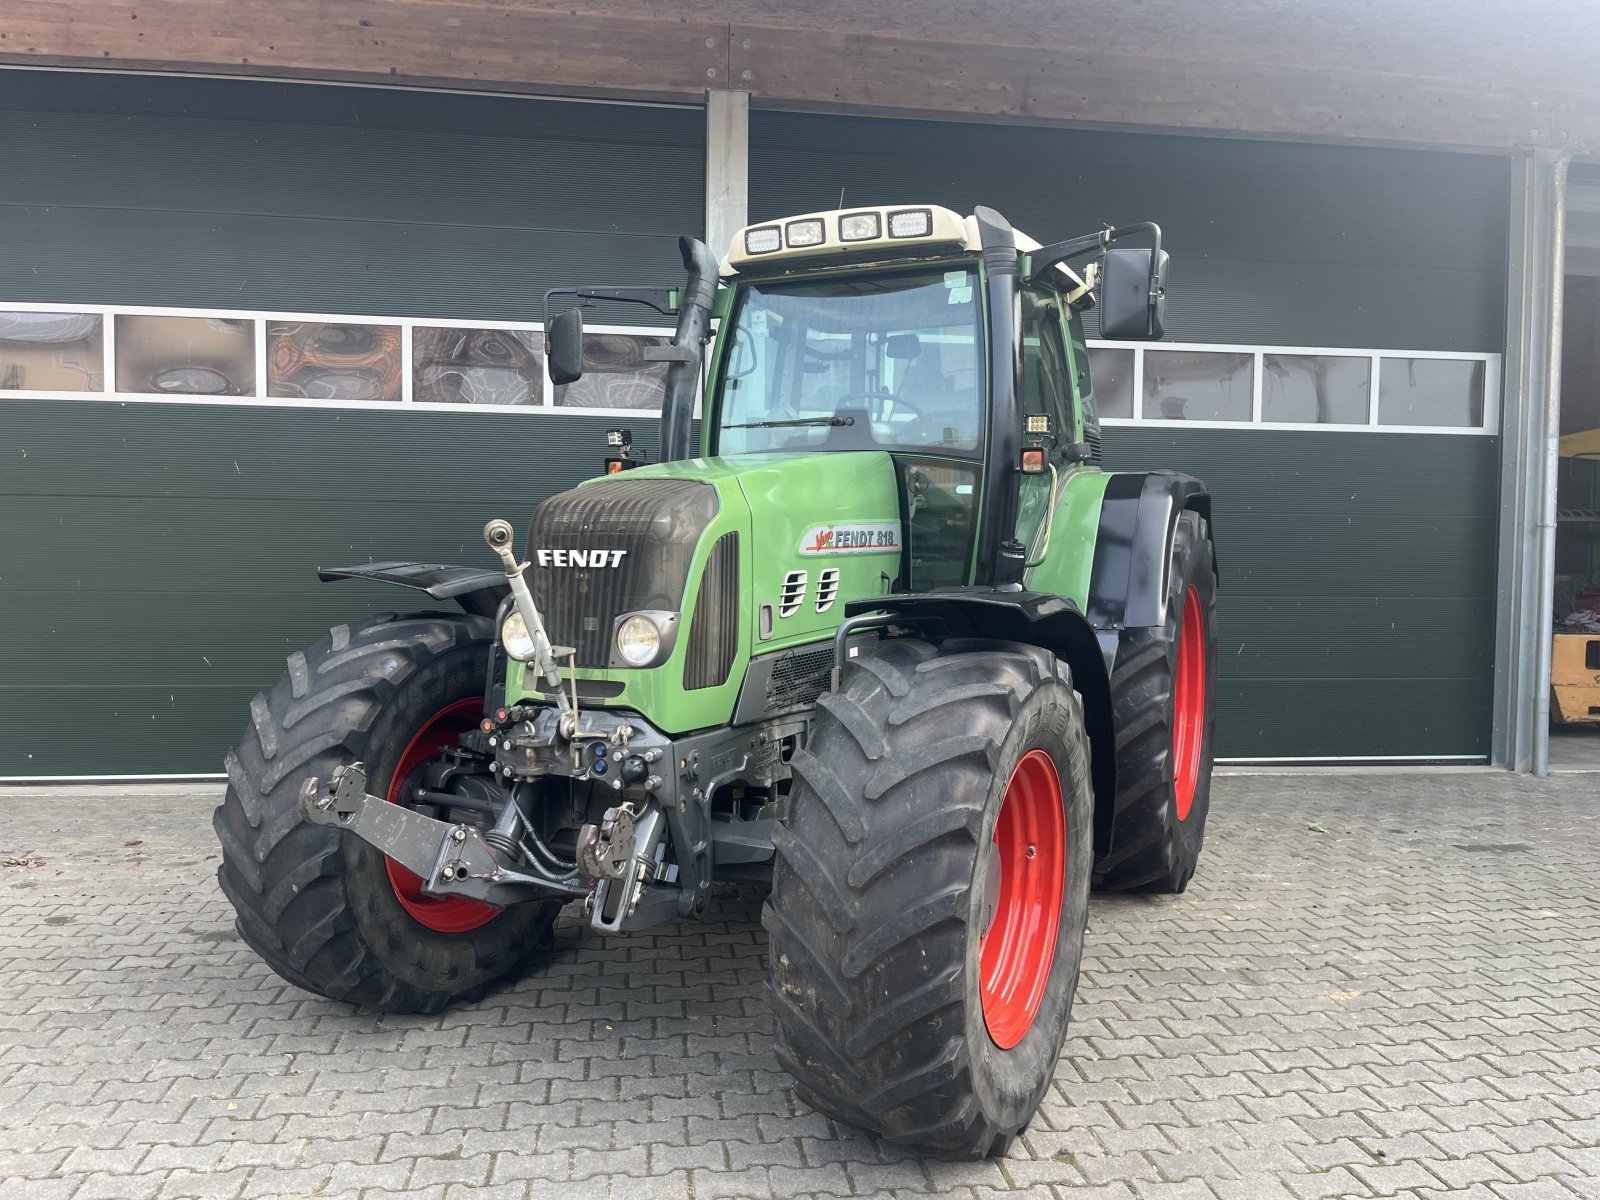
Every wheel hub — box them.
[383,697,502,934]
[978,749,1066,1050]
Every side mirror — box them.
[547,308,585,385]
[1098,247,1168,340]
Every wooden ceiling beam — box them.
[1,0,1595,153]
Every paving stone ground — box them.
[1,770,1597,1200]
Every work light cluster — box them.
[743,208,936,256]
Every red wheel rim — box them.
[1173,585,1206,822]
[383,697,500,934]
[979,749,1066,1050]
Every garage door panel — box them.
[0,493,540,591]
[1220,596,1494,680]
[0,205,687,322]
[1102,429,1500,517]
[1219,677,1491,760]
[0,587,418,688]
[0,399,656,505]
[0,109,703,236]
[1205,512,1497,597]
[0,684,255,778]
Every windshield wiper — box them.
[722,415,855,430]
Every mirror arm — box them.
[542,286,679,331]
[1028,222,1163,295]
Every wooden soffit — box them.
[3,0,1598,153]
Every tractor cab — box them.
[548,203,1168,595]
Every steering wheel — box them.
[835,390,922,423]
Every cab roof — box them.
[721,203,1086,291]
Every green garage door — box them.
[0,71,702,776]
[751,111,1507,760]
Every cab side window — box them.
[1019,287,1073,461]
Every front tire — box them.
[765,638,1093,1158]
[213,613,558,1013]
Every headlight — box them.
[615,614,661,666]
[500,611,537,662]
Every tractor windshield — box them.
[713,265,984,456]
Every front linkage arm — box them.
[298,762,589,906]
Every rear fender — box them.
[1087,472,1214,649]
[841,590,1115,854]
[318,561,510,618]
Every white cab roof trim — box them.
[721,204,1085,291]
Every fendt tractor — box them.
[215,204,1218,1157]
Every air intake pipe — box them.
[971,207,1026,588]
[661,236,719,463]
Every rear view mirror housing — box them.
[547,308,585,385]
[1098,247,1168,341]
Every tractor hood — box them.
[515,452,903,733]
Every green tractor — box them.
[215,204,1217,1157]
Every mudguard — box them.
[1086,471,1213,644]
[317,561,509,617]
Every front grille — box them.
[684,532,739,691]
[1084,426,1104,463]
[765,645,835,712]
[527,477,718,667]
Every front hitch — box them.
[298,763,588,906]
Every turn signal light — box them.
[1020,448,1047,474]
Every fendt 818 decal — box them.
[798,522,901,555]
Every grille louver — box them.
[684,532,739,691]
[779,570,807,618]
[815,568,840,613]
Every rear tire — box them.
[1094,510,1218,893]
[213,613,558,1013]
[765,638,1093,1158]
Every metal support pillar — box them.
[704,89,749,260]
[1493,149,1568,773]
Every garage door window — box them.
[1378,357,1486,428]
[1091,337,1498,434]
[1263,353,1370,425]
[414,327,542,406]
[267,321,403,402]
[1143,349,1253,422]
[552,332,671,410]
[1086,347,1134,419]
[0,311,103,392]
[116,315,255,396]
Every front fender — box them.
[318,561,510,618]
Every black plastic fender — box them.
[317,561,510,618]
[1086,471,1214,653]
[840,589,1115,852]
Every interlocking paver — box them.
[1,771,1598,1199]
